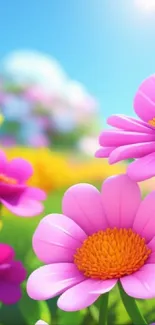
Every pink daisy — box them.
[0,243,26,304]
[95,75,155,182]
[27,174,155,311]
[0,150,46,217]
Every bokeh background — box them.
[1,0,155,324]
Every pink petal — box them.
[95,147,115,158]
[0,183,25,196]
[1,196,44,217]
[0,282,22,304]
[1,261,26,284]
[6,158,33,183]
[62,184,107,235]
[134,75,155,123]
[89,279,117,294]
[27,263,85,300]
[127,153,155,181]
[99,130,155,147]
[146,252,155,264]
[57,279,100,311]
[130,116,152,128]
[57,278,116,311]
[109,142,155,164]
[120,264,155,299]
[24,187,46,201]
[0,244,14,264]
[133,191,155,242]
[107,114,153,133]
[101,174,141,228]
[148,237,155,252]
[32,214,87,263]
[0,150,7,173]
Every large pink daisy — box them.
[27,174,155,311]
[95,75,155,181]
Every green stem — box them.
[118,282,148,325]
[98,292,109,325]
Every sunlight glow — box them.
[135,0,155,11]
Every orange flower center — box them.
[148,117,155,127]
[74,228,151,280]
[0,174,17,185]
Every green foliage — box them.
[0,189,155,325]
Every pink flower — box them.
[27,174,155,311]
[24,86,52,107]
[95,75,155,182]
[0,150,46,217]
[0,243,26,304]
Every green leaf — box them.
[19,288,52,324]
[19,288,41,325]
[39,301,52,324]
[57,309,87,325]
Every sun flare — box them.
[135,0,155,11]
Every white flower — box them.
[35,320,48,325]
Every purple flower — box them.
[95,75,155,182]
[0,150,46,217]
[0,243,26,304]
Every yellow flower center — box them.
[74,228,151,280]
[148,117,155,127]
[0,174,17,185]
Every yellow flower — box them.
[67,156,126,185]
[4,147,126,193]
[4,147,70,193]
[0,114,4,125]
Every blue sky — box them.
[1,0,155,125]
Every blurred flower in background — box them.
[3,146,126,194]
[0,50,100,151]
[0,243,26,304]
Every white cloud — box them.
[78,136,99,155]
[1,50,99,130]
[1,50,67,94]
[1,50,97,111]
[64,80,97,112]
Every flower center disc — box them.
[148,117,155,127]
[0,174,17,185]
[74,228,151,280]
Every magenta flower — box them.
[0,150,46,217]
[95,75,155,181]
[0,243,26,304]
[27,174,155,311]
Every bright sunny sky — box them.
[1,0,155,125]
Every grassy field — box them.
[0,187,155,325]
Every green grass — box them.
[0,188,155,325]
